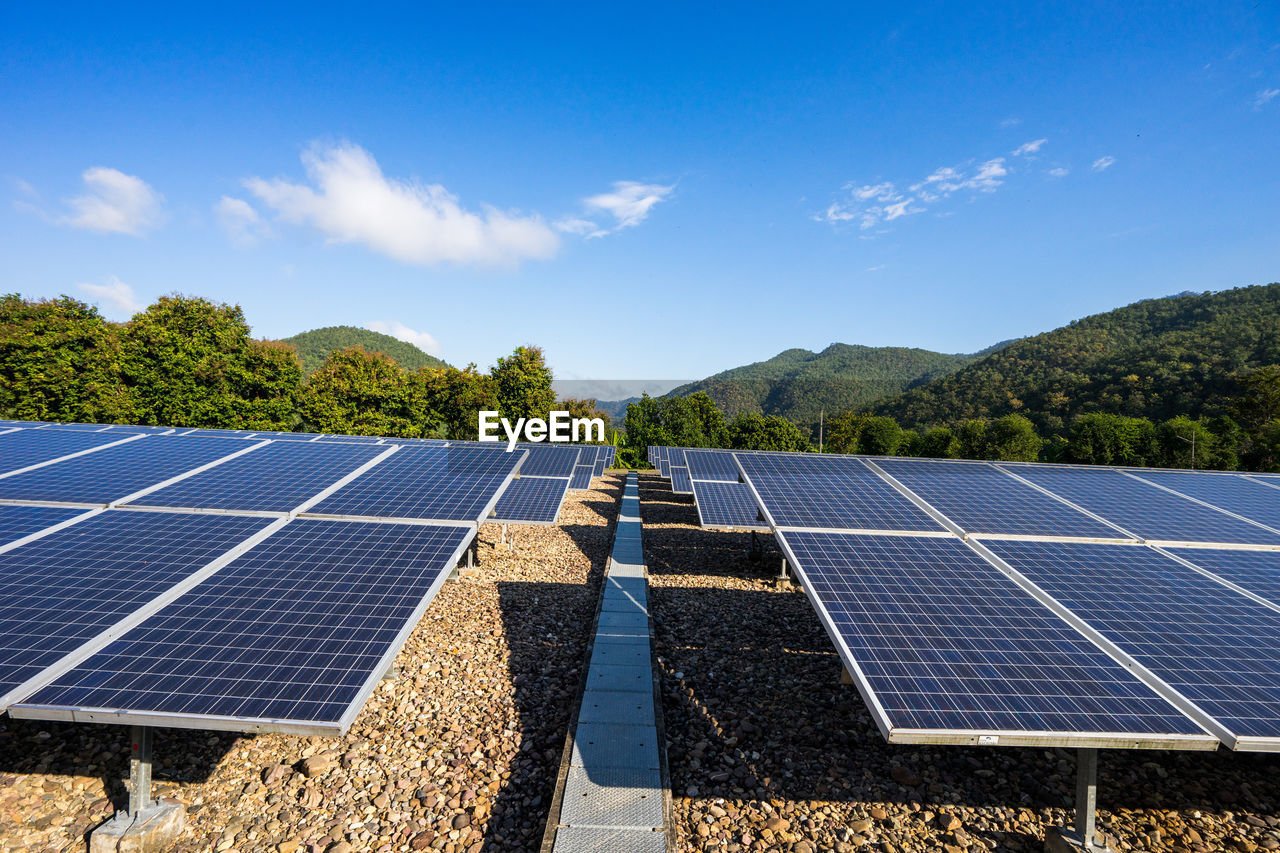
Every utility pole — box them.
[1177,429,1196,469]
[819,409,824,454]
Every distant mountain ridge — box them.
[871,283,1280,431]
[663,342,1010,425]
[282,326,448,374]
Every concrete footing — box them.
[1045,826,1114,853]
[89,799,186,853]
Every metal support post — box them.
[467,543,475,571]
[501,523,508,545]
[1076,748,1098,849]
[128,726,154,816]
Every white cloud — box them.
[1255,87,1279,108]
[77,276,143,319]
[246,142,559,268]
[1012,138,1047,156]
[1092,155,1117,172]
[60,167,164,235]
[1000,117,1022,127]
[215,196,271,246]
[557,180,675,238]
[1047,166,1070,177]
[365,320,442,356]
[820,153,1013,229]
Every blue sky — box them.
[2,3,1278,386]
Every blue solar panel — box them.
[1125,470,1280,532]
[988,540,1280,746]
[316,434,387,444]
[670,466,692,494]
[0,511,272,708]
[737,453,945,532]
[876,458,1127,539]
[16,520,471,732]
[782,531,1208,745]
[667,448,687,468]
[517,444,581,478]
[126,441,387,513]
[0,505,88,546]
[251,431,324,442]
[1001,465,1280,545]
[685,449,739,482]
[570,465,593,490]
[692,481,765,529]
[305,445,523,521]
[491,477,570,523]
[0,435,256,505]
[0,429,138,475]
[592,456,607,478]
[101,425,176,434]
[175,428,261,438]
[40,423,113,432]
[1164,547,1280,609]
[603,446,616,467]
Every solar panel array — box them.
[0,421,528,735]
[655,445,1280,751]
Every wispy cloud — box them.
[556,181,675,238]
[59,167,164,235]
[819,143,1033,230]
[246,142,559,268]
[1047,166,1070,178]
[1255,87,1279,108]
[215,196,272,247]
[77,276,143,319]
[1012,138,1047,156]
[1091,155,1117,172]
[1000,117,1022,127]
[365,320,442,356]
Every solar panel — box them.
[0,505,88,546]
[0,511,273,709]
[780,531,1210,747]
[736,453,945,533]
[667,448,687,468]
[692,481,766,529]
[316,434,387,444]
[570,465,593,490]
[987,539,1280,748]
[304,445,524,522]
[13,520,472,734]
[251,431,325,442]
[124,441,388,514]
[592,455,607,478]
[874,458,1128,540]
[0,435,258,506]
[516,444,581,478]
[1162,547,1280,610]
[175,428,261,438]
[39,423,114,432]
[490,476,570,524]
[1000,465,1280,545]
[0,429,139,475]
[101,424,176,434]
[669,466,692,494]
[685,448,739,482]
[1125,469,1280,532]
[603,446,616,467]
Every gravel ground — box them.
[639,472,1280,853]
[0,473,622,853]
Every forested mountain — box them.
[282,326,447,374]
[664,343,998,425]
[873,284,1280,432]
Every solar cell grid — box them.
[0,435,260,505]
[177,428,261,438]
[782,531,1209,744]
[1002,464,1280,545]
[1125,469,1280,532]
[126,441,388,513]
[685,448,739,482]
[987,539,1280,746]
[736,453,945,533]
[0,505,88,546]
[0,429,139,475]
[1162,547,1280,612]
[692,481,765,529]
[40,423,112,432]
[516,444,581,478]
[491,476,570,523]
[670,466,692,494]
[570,466,593,491]
[305,445,523,522]
[15,520,472,732]
[316,435,386,444]
[874,458,1127,539]
[0,511,273,708]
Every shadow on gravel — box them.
[0,718,243,841]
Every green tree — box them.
[986,414,1042,462]
[296,347,438,437]
[419,364,496,440]
[917,426,960,458]
[955,419,989,460]
[858,416,903,456]
[728,412,812,452]
[1157,416,1217,469]
[1066,413,1158,466]
[492,345,556,423]
[825,411,868,454]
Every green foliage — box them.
[955,420,989,460]
[917,426,960,458]
[492,345,556,422]
[875,283,1280,432]
[666,342,995,429]
[417,364,496,441]
[295,346,439,437]
[1066,414,1159,466]
[858,416,904,456]
[282,325,447,374]
[824,411,867,454]
[986,414,1043,462]
[727,412,812,452]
